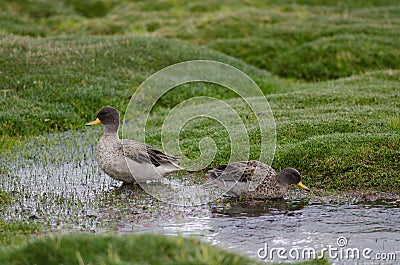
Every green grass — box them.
[139,70,399,192]
[1,0,399,80]
[0,34,280,140]
[0,0,398,200]
[0,219,40,247]
[0,233,329,265]
[2,35,398,192]
[0,189,39,248]
[0,191,11,205]
[0,1,399,264]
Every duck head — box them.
[86,106,120,134]
[276,168,310,192]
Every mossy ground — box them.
[0,1,399,264]
[0,233,329,265]
[1,0,399,81]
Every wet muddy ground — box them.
[1,130,399,264]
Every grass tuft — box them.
[0,233,329,265]
[0,219,40,248]
[0,1,399,263]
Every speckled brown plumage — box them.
[87,106,183,183]
[206,160,310,199]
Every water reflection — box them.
[1,130,399,264]
[210,198,289,217]
[136,200,400,264]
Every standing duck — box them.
[86,106,183,183]
[206,160,310,199]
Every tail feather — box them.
[206,164,227,179]
[157,161,184,175]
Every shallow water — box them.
[145,201,400,265]
[1,130,399,264]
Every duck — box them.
[86,106,184,183]
[206,160,310,199]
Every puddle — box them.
[1,130,399,264]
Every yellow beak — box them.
[86,117,101,126]
[297,182,310,192]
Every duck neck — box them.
[103,123,119,138]
[275,171,290,187]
